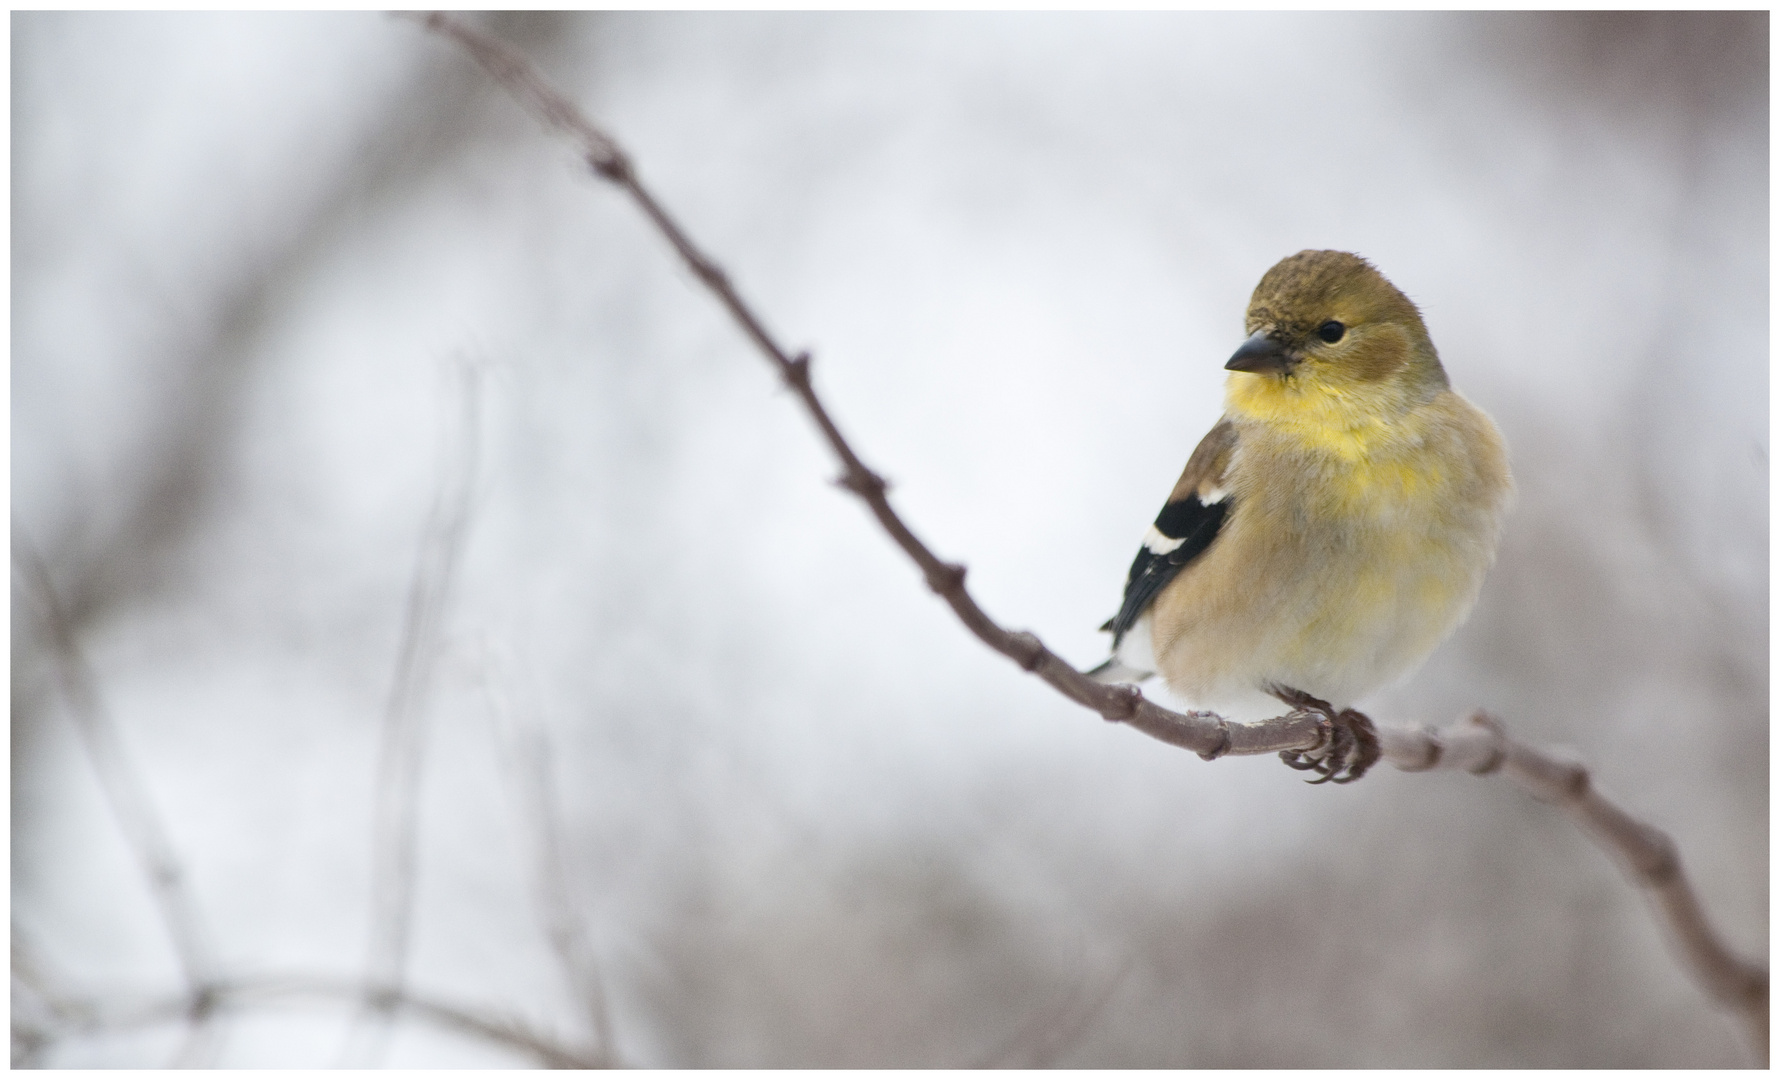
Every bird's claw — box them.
[1271,686,1380,784]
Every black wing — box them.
[1105,493,1229,644]
[1101,418,1239,646]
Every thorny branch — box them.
[418,11,1769,1064]
[409,12,1316,765]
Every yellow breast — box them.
[1148,374,1510,709]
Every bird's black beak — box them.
[1225,330,1294,375]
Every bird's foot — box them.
[1269,686,1380,784]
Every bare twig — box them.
[475,646,620,1066]
[414,12,1767,1064]
[341,358,484,1065]
[12,538,225,1066]
[1381,712,1769,1055]
[12,925,98,1068]
[19,972,601,1069]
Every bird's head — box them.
[1224,250,1448,410]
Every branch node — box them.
[925,561,967,596]
[690,257,727,289]
[1198,718,1233,761]
[1465,709,1508,774]
[836,467,888,499]
[1397,726,1444,771]
[1098,683,1142,723]
[1559,761,1591,800]
[189,983,219,1022]
[784,350,813,391]
[367,984,402,1014]
[1638,830,1682,886]
[1008,630,1045,672]
[588,150,631,184]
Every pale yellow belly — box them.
[1148,442,1497,710]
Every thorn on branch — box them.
[784,351,812,392]
[1559,761,1591,800]
[925,562,967,596]
[836,467,888,499]
[587,151,631,184]
[690,256,728,290]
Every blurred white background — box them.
[12,11,1767,1067]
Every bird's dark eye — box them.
[1316,320,1346,344]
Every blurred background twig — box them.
[13,542,225,1066]
[338,357,483,1065]
[13,11,1765,1067]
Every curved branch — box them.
[412,12,1767,1063]
[405,9,1321,765]
[1381,713,1768,1054]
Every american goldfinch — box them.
[1091,250,1512,782]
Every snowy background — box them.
[12,11,1767,1067]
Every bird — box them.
[1089,250,1512,782]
